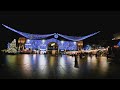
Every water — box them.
[0,54,120,79]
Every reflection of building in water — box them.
[99,57,109,75]
[6,55,17,70]
[38,55,47,66]
[2,24,100,54]
[59,56,66,66]
[87,55,97,70]
[22,55,32,77]
[49,56,56,67]
[86,56,109,76]
[90,56,97,69]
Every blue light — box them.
[42,39,45,43]
[118,41,120,47]
[54,33,58,39]
[27,39,30,43]
[25,38,77,51]
[58,31,100,41]
[2,24,100,51]
[2,24,54,39]
[74,42,76,45]
[7,43,10,48]
[84,45,91,50]
[2,24,100,41]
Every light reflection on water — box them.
[6,55,17,70]
[22,54,32,77]
[38,55,47,66]
[87,55,97,70]
[49,56,56,67]
[99,57,109,75]
[0,54,111,79]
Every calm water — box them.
[0,54,120,79]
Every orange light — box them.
[114,45,119,48]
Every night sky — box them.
[0,11,120,49]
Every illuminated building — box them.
[18,37,26,50]
[2,24,100,53]
[6,39,17,54]
[117,42,120,47]
[112,32,120,47]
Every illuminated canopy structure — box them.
[118,41,120,47]
[2,24,100,51]
[112,32,120,47]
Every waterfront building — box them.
[2,24,100,54]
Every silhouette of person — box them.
[74,55,79,68]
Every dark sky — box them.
[0,11,120,49]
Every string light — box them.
[2,24,100,51]
[2,24,100,41]
[25,38,77,50]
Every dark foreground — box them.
[0,54,120,79]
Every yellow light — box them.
[99,57,109,75]
[50,56,55,67]
[114,45,119,48]
[6,55,16,69]
[21,55,32,77]
[51,43,55,46]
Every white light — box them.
[74,42,76,45]
[61,40,64,44]
[40,49,46,51]
[39,55,47,65]
[51,43,55,46]
[22,55,32,76]
[27,39,30,43]
[42,40,45,43]
[13,39,16,42]
[33,54,36,60]
[25,43,31,45]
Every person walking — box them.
[74,55,79,68]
